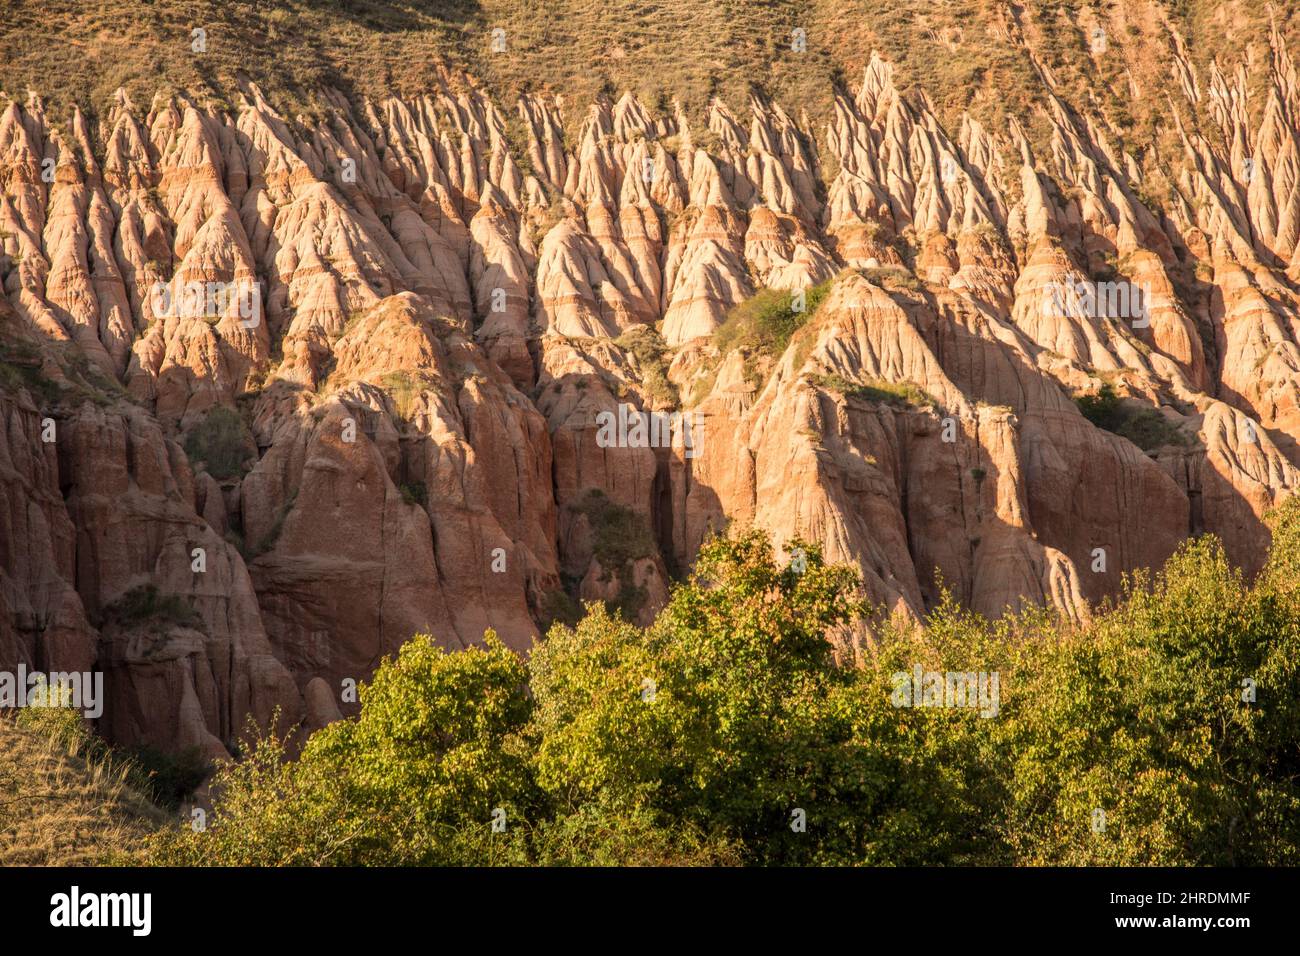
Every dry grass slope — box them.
[0,0,1293,150]
[0,714,165,865]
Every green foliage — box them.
[304,633,535,865]
[859,265,923,292]
[567,489,659,620]
[1075,382,1124,430]
[399,481,428,507]
[572,489,656,572]
[0,341,62,406]
[538,588,583,631]
[1075,384,1188,451]
[379,370,436,421]
[614,326,679,407]
[994,526,1300,864]
[809,372,938,409]
[714,280,832,358]
[149,508,1300,866]
[1115,408,1190,451]
[512,795,741,866]
[101,584,202,630]
[183,405,254,480]
[250,491,298,558]
[147,721,339,866]
[125,746,211,811]
[529,603,688,811]
[154,635,534,866]
[14,697,92,750]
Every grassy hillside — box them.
[0,1,1293,147]
[0,711,165,865]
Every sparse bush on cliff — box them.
[1075,383,1189,452]
[183,405,254,480]
[715,280,833,359]
[614,326,679,408]
[101,584,203,630]
[809,372,938,409]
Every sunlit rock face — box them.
[5,26,1300,752]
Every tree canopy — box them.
[151,507,1300,866]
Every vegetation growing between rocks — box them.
[715,280,833,359]
[570,489,658,620]
[100,584,203,631]
[5,0,1300,877]
[380,371,436,421]
[0,340,62,405]
[538,588,583,632]
[250,491,299,558]
[0,337,135,410]
[146,503,1300,866]
[1075,383,1189,452]
[809,372,938,409]
[859,264,924,292]
[183,405,254,480]
[574,489,657,573]
[123,746,212,811]
[614,326,679,408]
[399,481,429,508]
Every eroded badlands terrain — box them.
[5,23,1300,756]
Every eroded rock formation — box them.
[5,23,1300,755]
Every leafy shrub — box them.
[126,746,211,811]
[809,372,938,408]
[1076,382,1124,431]
[183,405,253,480]
[151,635,534,866]
[538,588,583,631]
[399,481,428,507]
[0,341,62,406]
[614,326,679,407]
[572,489,656,574]
[102,585,202,630]
[251,491,298,557]
[380,371,435,421]
[714,280,833,358]
[1076,384,1188,451]
[1115,409,1190,451]
[859,265,923,291]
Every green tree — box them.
[530,531,987,864]
[153,633,534,866]
[150,518,1300,867]
[999,527,1300,864]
